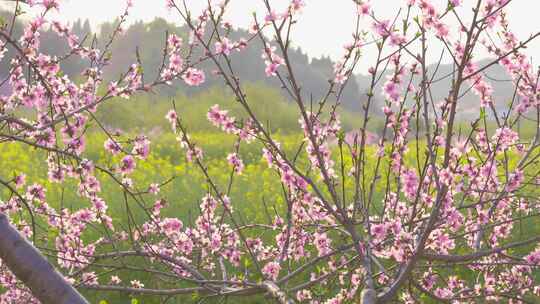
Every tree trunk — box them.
[0,213,89,304]
[360,288,376,304]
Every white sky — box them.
[2,0,539,72]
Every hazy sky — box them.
[3,0,539,71]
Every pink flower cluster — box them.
[299,112,341,179]
[226,153,245,175]
[207,104,256,142]
[182,67,205,86]
[262,46,285,77]
[161,34,184,83]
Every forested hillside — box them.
[0,12,365,110]
[0,9,520,121]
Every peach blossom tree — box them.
[0,0,539,303]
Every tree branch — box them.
[0,213,88,304]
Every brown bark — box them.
[262,281,295,304]
[0,213,88,304]
[360,288,377,304]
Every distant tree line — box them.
[0,11,364,111]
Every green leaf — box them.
[131,298,139,304]
[99,301,108,304]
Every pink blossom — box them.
[215,37,233,55]
[104,138,122,155]
[383,80,401,103]
[373,20,391,37]
[168,34,182,50]
[120,155,136,174]
[132,135,150,159]
[262,261,281,281]
[149,183,160,195]
[42,0,59,10]
[296,289,312,301]
[26,184,46,202]
[290,0,305,13]
[357,2,371,16]
[434,21,449,38]
[81,272,98,286]
[166,0,175,9]
[110,276,121,284]
[506,169,524,192]
[492,127,519,151]
[401,169,419,200]
[263,47,284,77]
[14,174,26,189]
[227,153,244,174]
[264,11,278,24]
[161,218,183,236]
[182,68,205,86]
[265,62,279,77]
[314,232,332,255]
[371,223,387,241]
[130,280,144,288]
